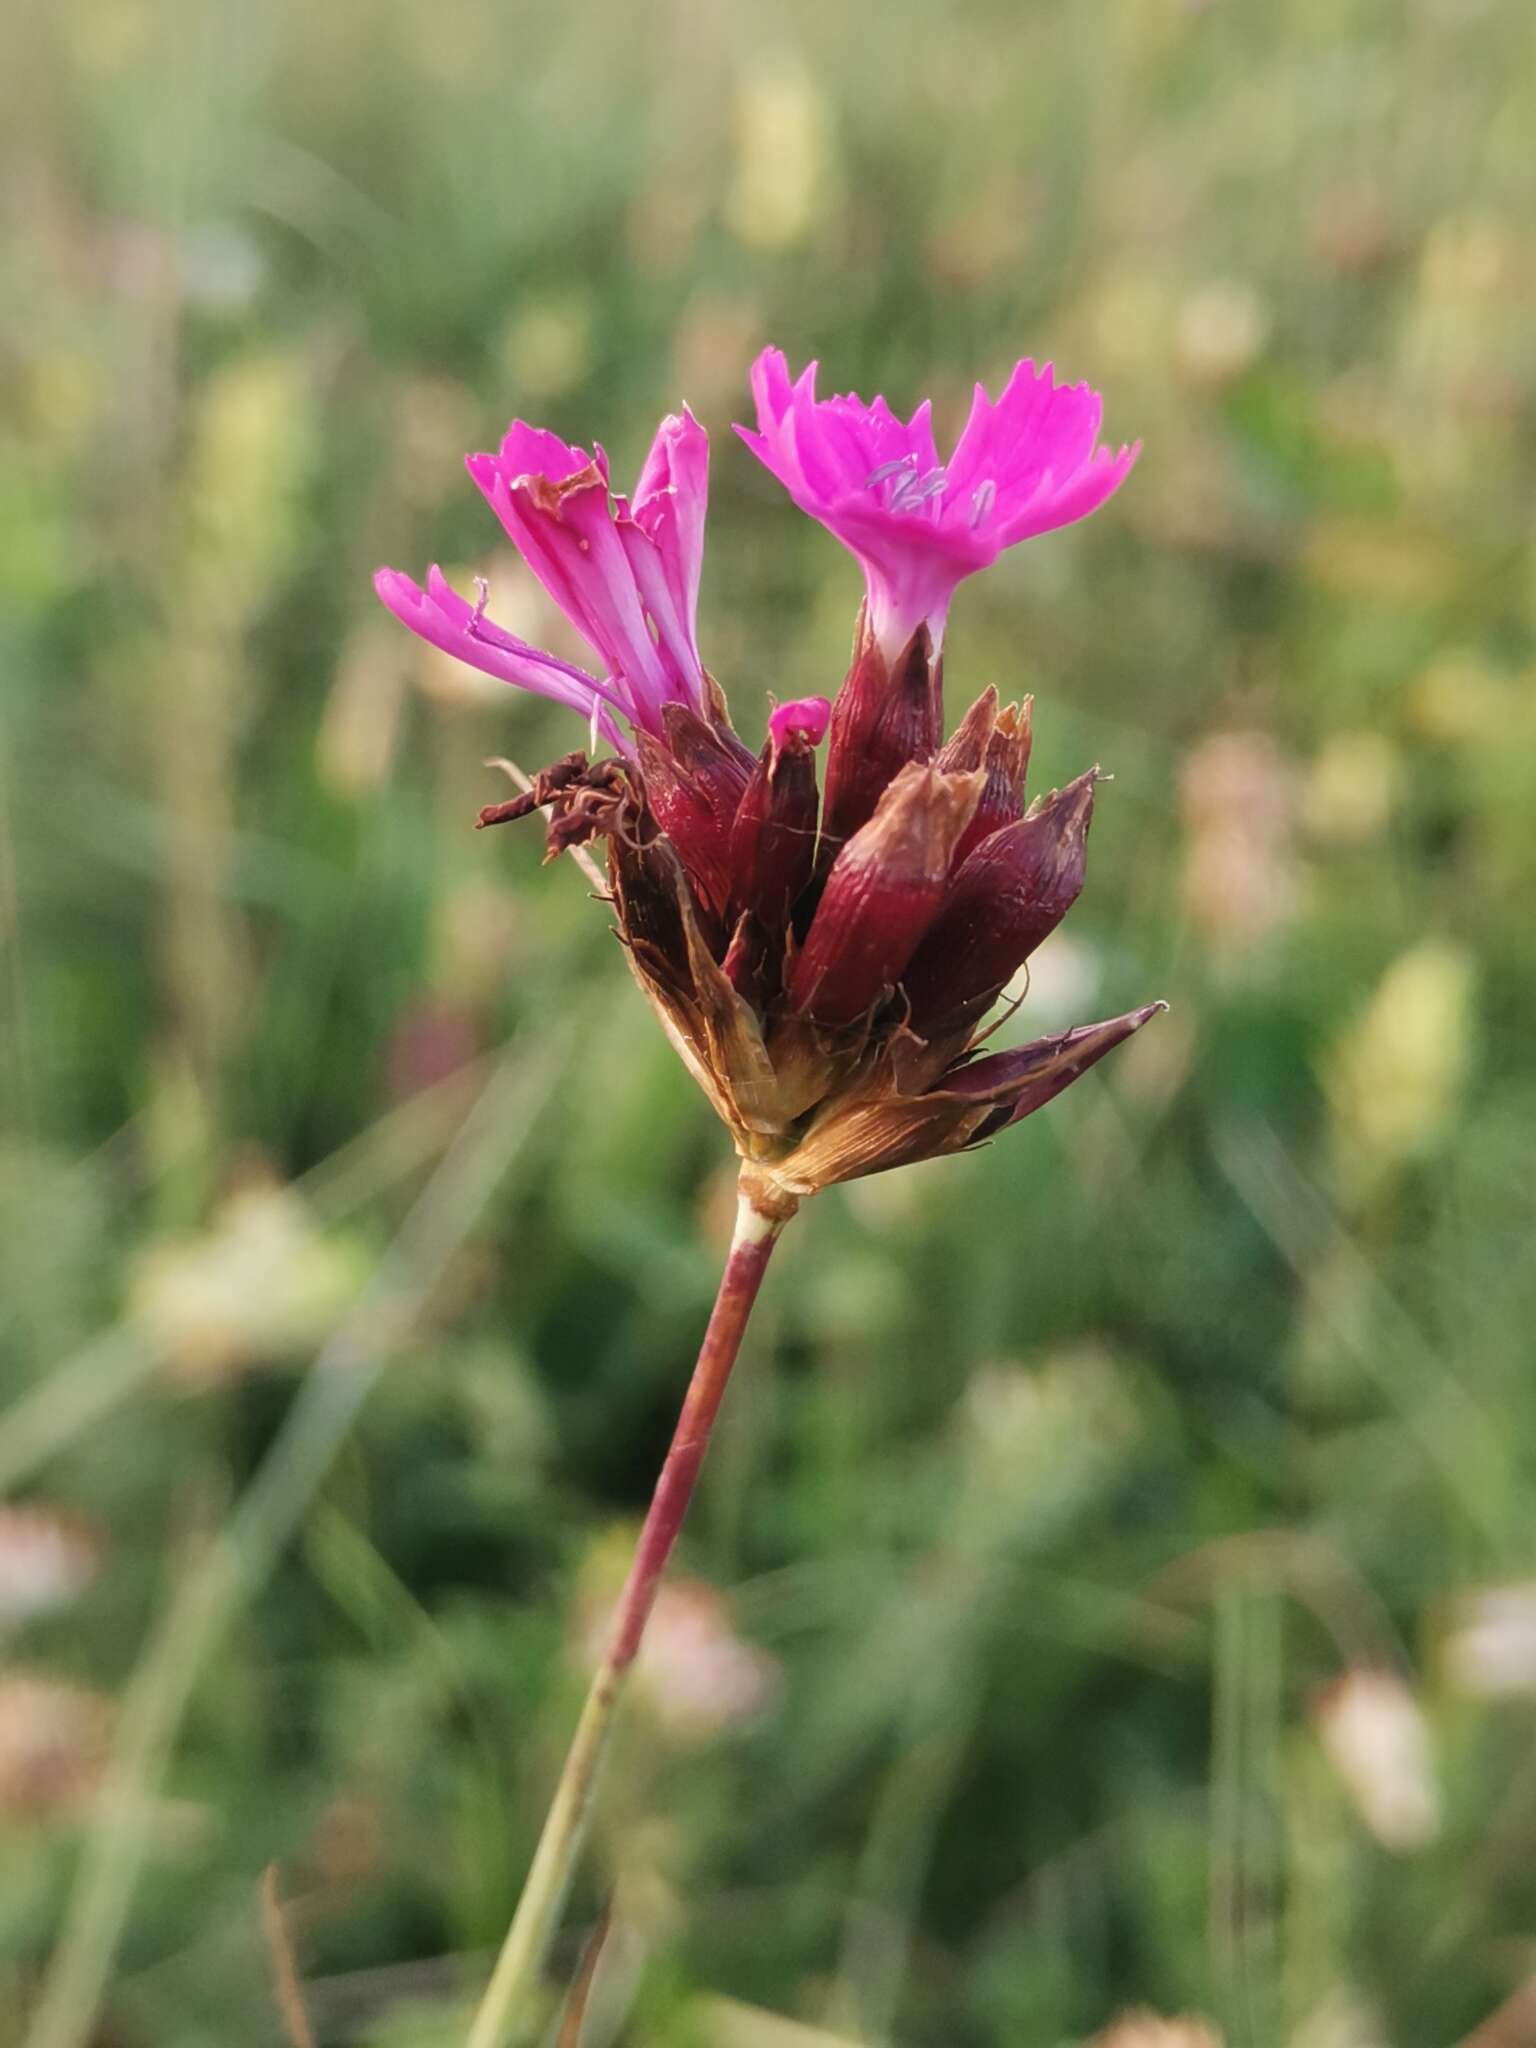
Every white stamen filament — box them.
[890,466,948,512]
[865,455,920,488]
[969,479,997,527]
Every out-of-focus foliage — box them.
[4,0,1536,2042]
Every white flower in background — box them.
[0,1508,99,1628]
[130,1174,368,1383]
[1091,2011,1225,2048]
[1313,1668,1440,1851]
[1444,1583,1536,1699]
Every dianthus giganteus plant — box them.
[376,348,1162,2044]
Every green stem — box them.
[466,1178,792,2048]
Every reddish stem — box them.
[465,1179,795,2048]
[608,1209,781,1669]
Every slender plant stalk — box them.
[466,1175,793,2048]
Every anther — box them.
[890,466,948,513]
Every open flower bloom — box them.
[375,408,712,749]
[736,347,1139,661]
[374,360,1161,1206]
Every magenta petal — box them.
[469,454,676,733]
[631,407,710,632]
[373,567,626,749]
[497,420,591,484]
[768,696,831,748]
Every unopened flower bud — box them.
[790,762,983,1028]
[728,696,830,928]
[636,705,753,915]
[901,767,1096,1040]
[818,618,944,853]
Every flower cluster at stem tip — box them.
[376,349,1162,1202]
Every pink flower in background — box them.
[736,348,1139,658]
[375,407,712,748]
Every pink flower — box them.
[375,408,712,748]
[736,349,1139,659]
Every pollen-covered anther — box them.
[789,761,985,1030]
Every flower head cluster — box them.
[376,349,1160,1209]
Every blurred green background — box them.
[5,0,1536,2043]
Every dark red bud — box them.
[728,696,830,929]
[900,767,1097,1040]
[790,762,983,1029]
[637,705,753,916]
[818,613,944,855]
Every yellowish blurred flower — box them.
[1175,280,1270,390]
[1406,652,1513,744]
[672,297,766,418]
[1301,731,1399,847]
[1323,939,1476,1200]
[317,620,408,796]
[1313,1668,1440,1852]
[726,63,837,252]
[1180,731,1297,966]
[1420,216,1519,307]
[497,293,595,401]
[178,351,313,619]
[1301,521,1457,606]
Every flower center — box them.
[865,458,996,525]
[866,454,949,514]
